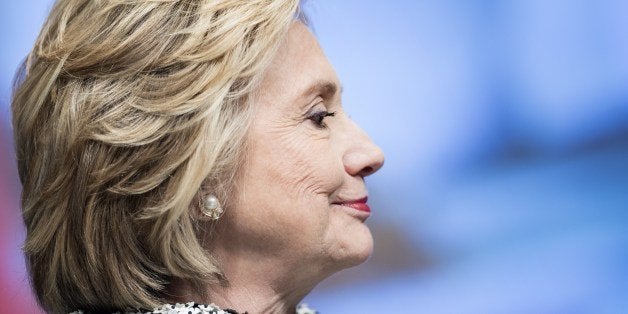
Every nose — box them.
[343,122,385,178]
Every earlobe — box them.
[201,195,224,220]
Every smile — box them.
[332,197,371,221]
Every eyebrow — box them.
[299,80,343,100]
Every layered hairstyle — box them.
[12,0,300,312]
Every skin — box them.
[179,22,384,313]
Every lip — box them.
[333,196,370,214]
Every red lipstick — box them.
[335,197,370,213]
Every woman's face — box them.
[221,23,384,276]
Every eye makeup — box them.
[308,110,335,128]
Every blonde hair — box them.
[12,0,299,312]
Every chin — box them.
[331,223,374,269]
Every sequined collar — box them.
[70,301,317,314]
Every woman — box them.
[12,0,384,313]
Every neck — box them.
[203,271,302,314]
[170,244,326,314]
[210,256,305,314]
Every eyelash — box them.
[308,110,336,128]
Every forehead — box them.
[255,22,339,105]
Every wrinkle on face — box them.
[249,98,341,198]
[217,22,376,287]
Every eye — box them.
[308,110,336,129]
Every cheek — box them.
[231,126,344,247]
[263,130,343,202]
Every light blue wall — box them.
[2,1,627,313]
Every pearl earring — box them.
[202,195,223,220]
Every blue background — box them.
[1,1,627,313]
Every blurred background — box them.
[1,1,627,313]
